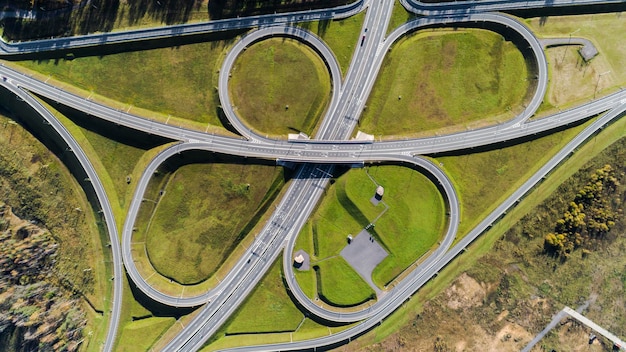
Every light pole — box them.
[594,70,610,98]
[562,28,580,64]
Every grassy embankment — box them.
[203,256,358,351]
[37,98,281,349]
[0,111,111,351]
[11,35,239,133]
[294,166,446,306]
[11,10,362,136]
[340,116,626,352]
[229,38,331,138]
[360,29,529,138]
[526,12,626,115]
[439,116,594,240]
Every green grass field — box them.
[77,127,147,209]
[144,161,283,284]
[360,29,529,137]
[437,118,594,239]
[294,165,445,304]
[386,0,416,35]
[357,166,445,286]
[229,38,331,137]
[526,12,626,94]
[15,37,238,127]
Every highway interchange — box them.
[0,0,625,350]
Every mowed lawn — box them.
[316,257,375,307]
[146,162,283,284]
[229,38,331,137]
[16,39,235,125]
[360,29,529,136]
[294,166,446,305]
[346,167,446,287]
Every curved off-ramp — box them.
[218,25,343,142]
[0,82,122,352]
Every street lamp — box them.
[562,28,580,64]
[594,70,610,98]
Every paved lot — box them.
[340,229,388,295]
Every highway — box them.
[0,0,624,350]
[0,0,366,55]
[162,0,396,349]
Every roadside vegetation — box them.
[141,160,284,284]
[386,0,416,35]
[339,132,626,352]
[360,29,529,138]
[229,38,331,137]
[223,256,302,334]
[294,165,445,306]
[437,117,594,239]
[0,111,109,351]
[12,9,363,133]
[116,317,175,352]
[315,257,376,306]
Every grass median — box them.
[360,28,529,138]
[298,12,365,76]
[436,117,594,240]
[229,38,331,137]
[294,165,446,305]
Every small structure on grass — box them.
[375,186,384,200]
[370,185,385,206]
[293,250,310,270]
[294,254,304,267]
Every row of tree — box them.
[544,164,622,258]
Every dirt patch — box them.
[546,47,614,108]
[445,272,488,310]
[489,323,533,352]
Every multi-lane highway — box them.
[1,0,625,351]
